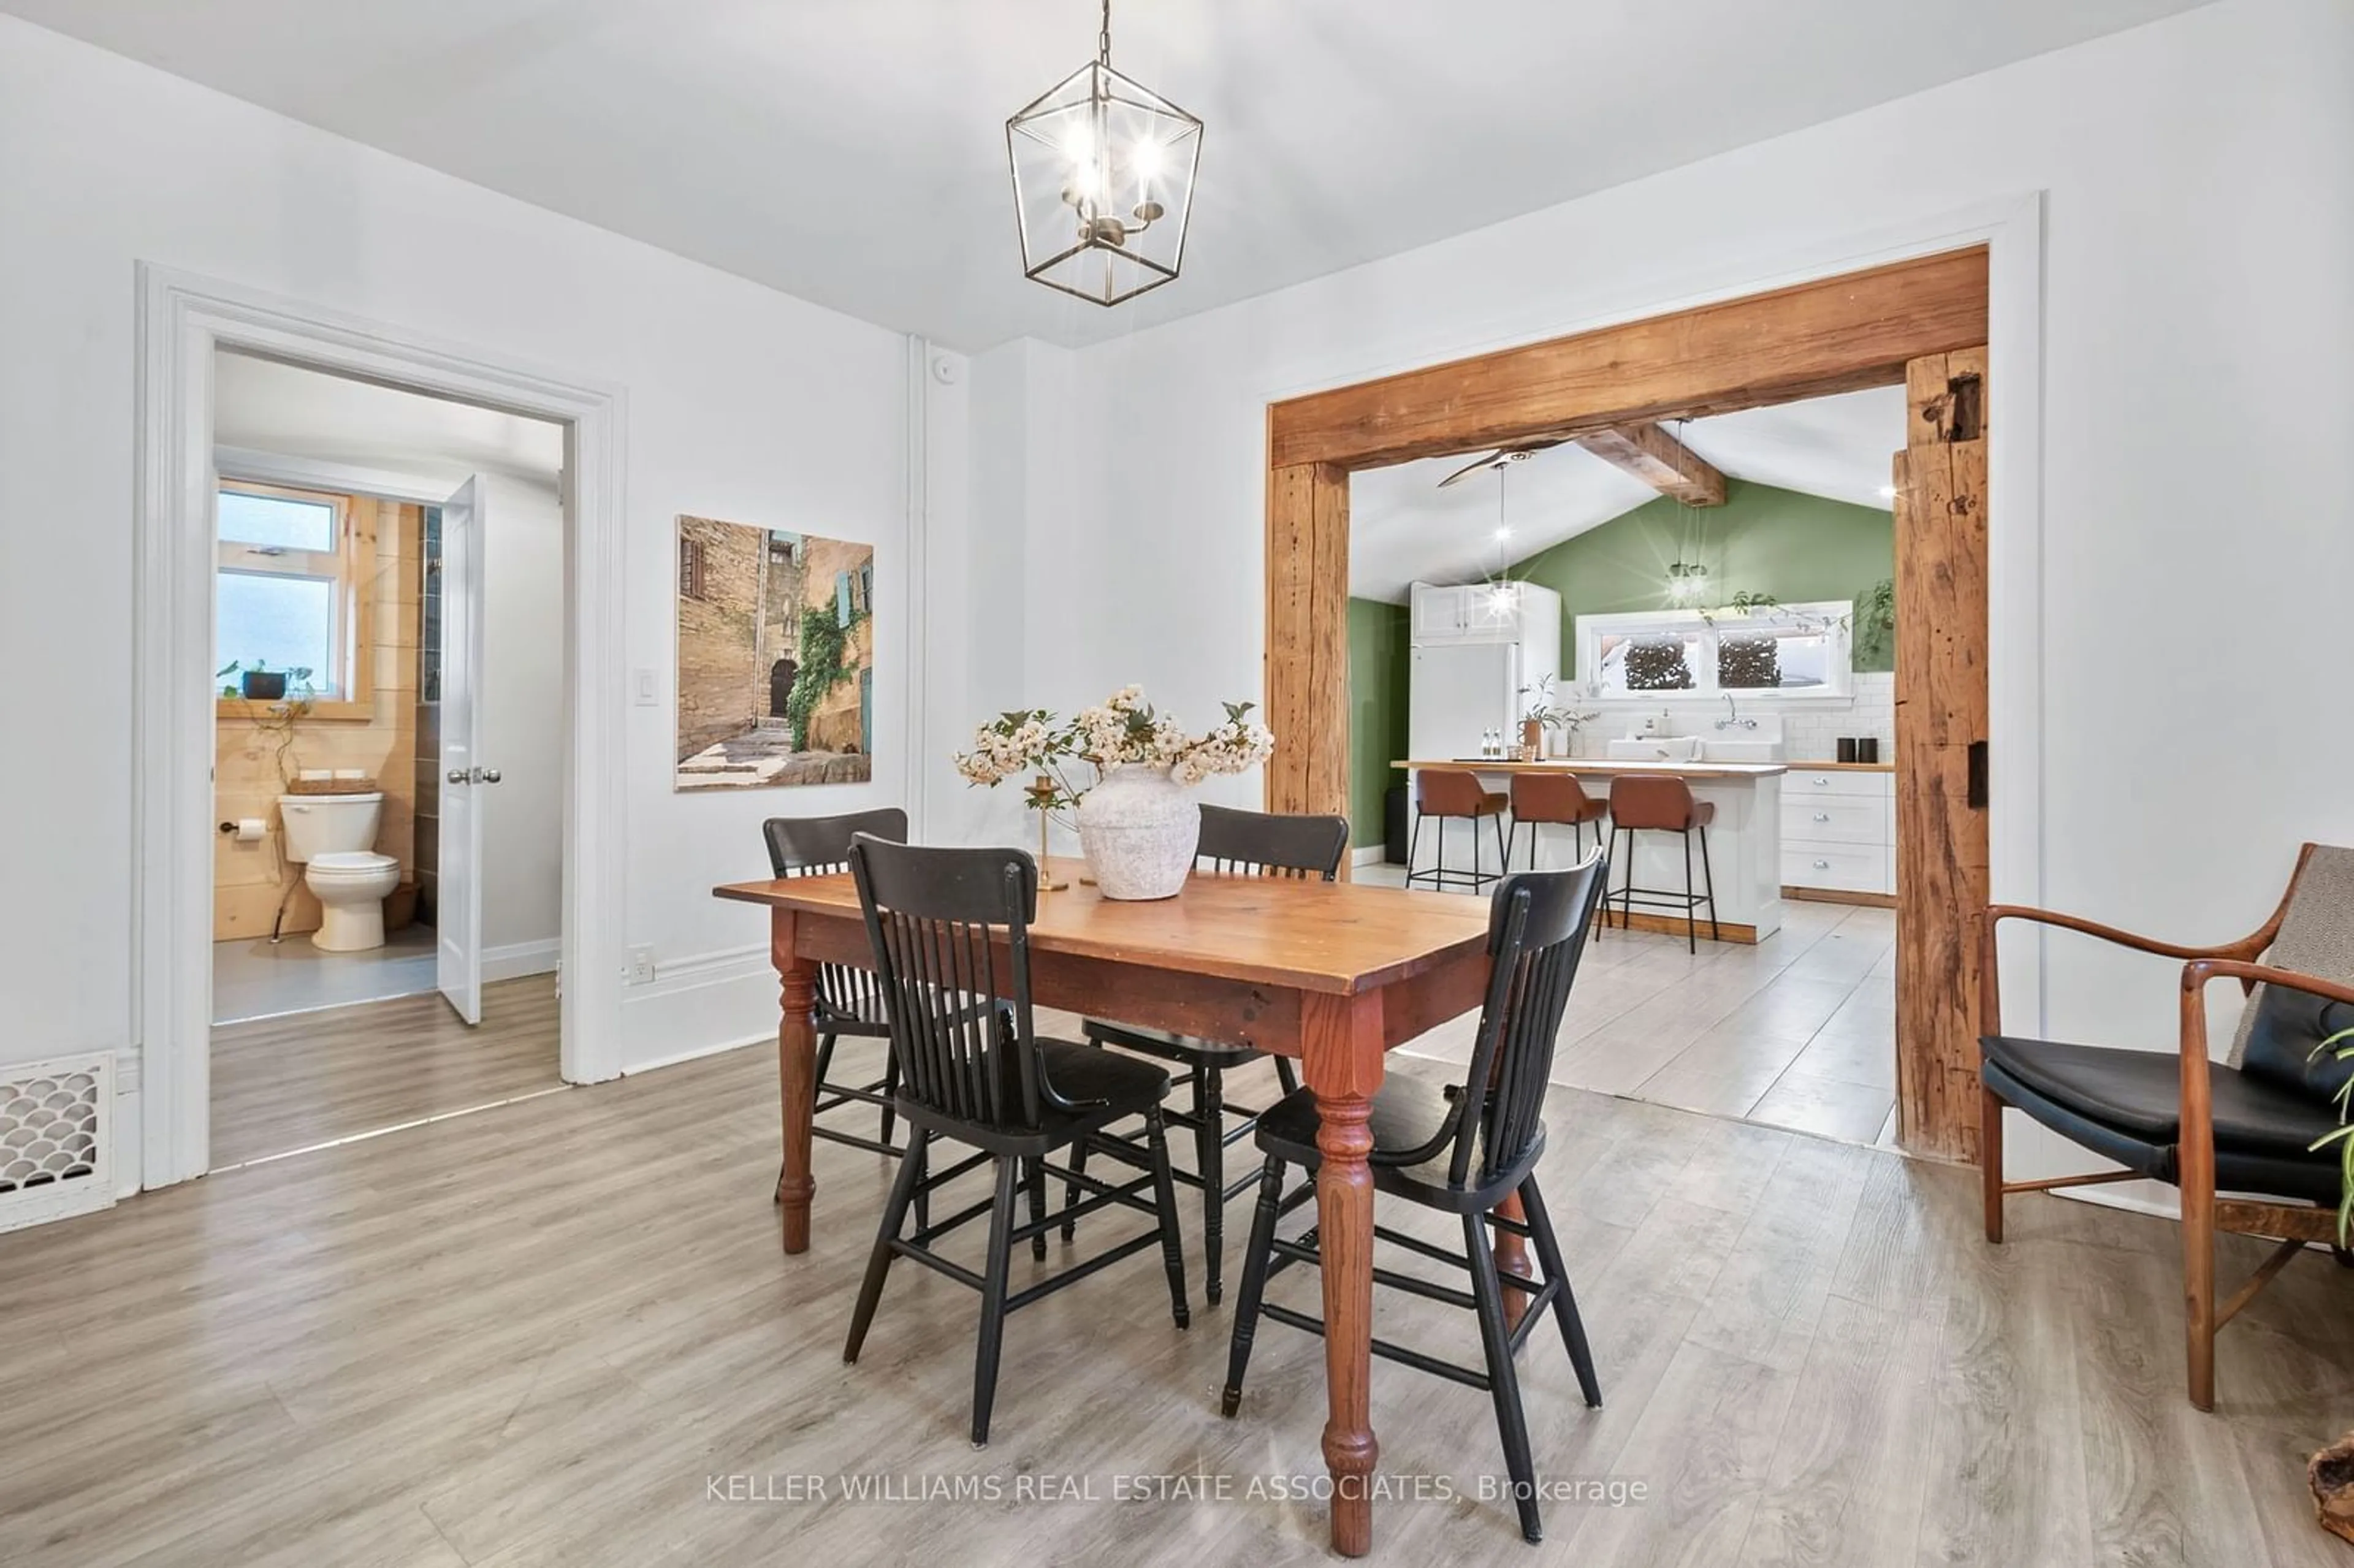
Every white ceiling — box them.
[215,351,565,483]
[6,0,2206,351]
[1348,386,1905,603]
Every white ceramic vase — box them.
[1076,764,1200,900]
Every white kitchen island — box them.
[1391,758,1786,942]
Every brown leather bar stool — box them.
[1407,768,1510,892]
[1508,772,1608,869]
[1604,774,1720,952]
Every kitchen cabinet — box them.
[1780,767,1896,899]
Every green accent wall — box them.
[1344,481,1892,849]
[1510,478,1895,676]
[1346,597,1410,849]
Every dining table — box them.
[713,856,1503,1557]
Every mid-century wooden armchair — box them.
[1980,843,2354,1410]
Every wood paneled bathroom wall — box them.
[212,498,422,940]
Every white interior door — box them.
[436,478,489,1025]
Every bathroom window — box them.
[1576,603,1853,703]
[215,482,358,699]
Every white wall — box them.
[0,15,921,1149]
[977,0,2354,1176]
[214,358,569,969]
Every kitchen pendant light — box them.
[1666,561,1710,603]
[1007,0,1203,306]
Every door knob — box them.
[448,768,468,784]
[481,768,502,784]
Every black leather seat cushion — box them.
[1254,1077,1541,1213]
[1081,1018,1271,1065]
[896,1037,1172,1157]
[1981,1035,2343,1205]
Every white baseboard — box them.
[482,938,563,983]
[1352,845,1389,867]
[624,1030,774,1076]
[617,942,777,1075]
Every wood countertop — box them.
[1392,758,1787,780]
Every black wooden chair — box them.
[1071,804,1349,1303]
[841,837,1190,1447]
[1981,842,2354,1410]
[1222,853,1610,1544]
[763,809,909,1197]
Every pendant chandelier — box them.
[1006,0,1202,307]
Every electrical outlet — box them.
[625,946,655,986]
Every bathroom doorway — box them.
[203,352,569,1168]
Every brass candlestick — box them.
[1028,775,1070,891]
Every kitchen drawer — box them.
[1781,794,1886,845]
[1785,768,1890,799]
[1783,839,1889,895]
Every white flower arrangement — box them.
[953,687,1273,810]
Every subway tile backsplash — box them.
[1779,672,1895,763]
[1569,672,1894,763]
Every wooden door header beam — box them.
[1575,422,1726,506]
[1268,247,1989,471]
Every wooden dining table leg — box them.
[1303,990,1385,1558]
[1492,1193,1534,1332]
[772,908,819,1254]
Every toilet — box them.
[278,791,401,952]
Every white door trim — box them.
[214,444,487,506]
[134,264,630,1189]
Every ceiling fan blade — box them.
[1437,451,1507,488]
[1435,439,1567,489]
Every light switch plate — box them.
[633,668,659,706]
[625,946,655,986]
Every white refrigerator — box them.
[1409,641,1525,761]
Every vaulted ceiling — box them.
[1349,387,1905,603]
[1,0,2207,349]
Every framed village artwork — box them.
[674,516,875,791]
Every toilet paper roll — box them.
[235,818,268,842]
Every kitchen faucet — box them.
[1715,693,1756,731]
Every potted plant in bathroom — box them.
[218,660,294,701]
[220,667,320,785]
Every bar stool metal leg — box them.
[1681,828,1697,954]
[1699,824,1721,941]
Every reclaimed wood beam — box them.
[1574,422,1727,506]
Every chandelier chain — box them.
[1099,0,1113,65]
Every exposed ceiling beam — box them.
[1573,422,1727,506]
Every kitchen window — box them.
[215,481,362,701]
[1575,602,1853,703]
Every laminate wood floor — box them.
[6,1032,2345,1567]
[1360,865,1900,1148]
[208,976,564,1168]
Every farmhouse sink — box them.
[1698,737,1787,763]
[1606,736,1703,762]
